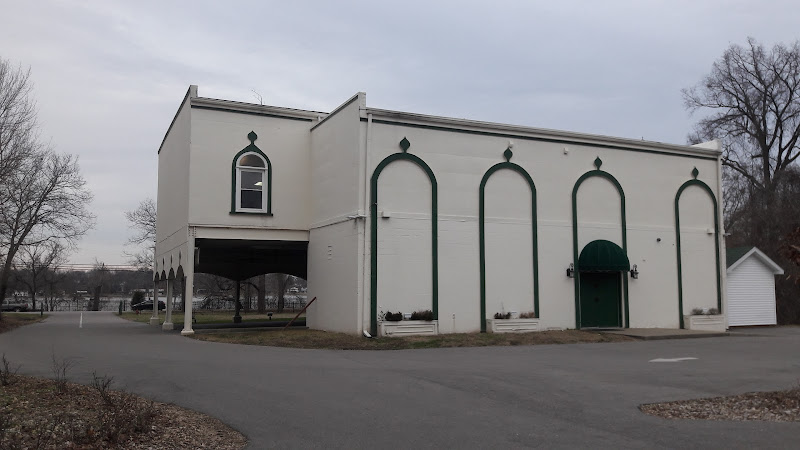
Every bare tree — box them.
[269,274,291,313]
[123,198,156,270]
[0,151,94,312]
[13,240,66,310]
[257,274,266,314]
[0,58,37,203]
[88,260,108,311]
[684,38,800,324]
[684,38,800,241]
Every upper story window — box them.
[231,131,272,215]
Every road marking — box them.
[79,313,83,329]
[649,357,697,363]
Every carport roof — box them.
[194,238,308,281]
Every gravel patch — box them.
[640,387,800,422]
[0,374,247,449]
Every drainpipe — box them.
[716,150,728,319]
[361,113,372,335]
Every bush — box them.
[519,311,537,319]
[131,290,145,305]
[493,312,511,319]
[384,311,403,322]
[690,307,720,315]
[410,310,434,321]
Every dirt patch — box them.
[192,329,635,350]
[0,374,247,449]
[640,388,800,422]
[0,313,46,334]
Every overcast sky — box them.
[1,0,798,265]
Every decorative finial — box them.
[248,131,258,144]
[503,147,513,162]
[399,137,410,152]
[594,156,603,170]
[691,167,699,179]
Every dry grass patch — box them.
[0,313,45,334]
[640,387,800,422]
[0,372,247,449]
[192,329,634,350]
[119,311,303,325]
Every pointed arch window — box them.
[231,131,272,215]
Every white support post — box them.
[149,279,160,326]
[181,252,195,336]
[162,277,174,331]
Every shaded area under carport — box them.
[194,238,308,281]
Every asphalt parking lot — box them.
[1,312,798,449]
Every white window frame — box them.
[235,153,267,212]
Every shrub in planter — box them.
[519,311,537,319]
[690,307,720,315]
[493,312,512,319]
[384,311,403,322]
[410,309,434,321]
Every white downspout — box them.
[716,151,728,326]
[361,113,372,335]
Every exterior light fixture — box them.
[630,264,639,279]
[566,263,575,278]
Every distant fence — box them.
[30,294,308,313]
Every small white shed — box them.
[726,246,784,327]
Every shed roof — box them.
[726,246,784,274]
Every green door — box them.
[579,272,621,328]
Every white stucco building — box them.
[154,86,726,336]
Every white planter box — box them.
[379,320,438,337]
[684,315,726,332]
[486,318,540,333]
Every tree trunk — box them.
[0,256,15,320]
[257,274,266,314]
[92,285,101,311]
[276,275,287,313]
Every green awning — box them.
[578,240,630,272]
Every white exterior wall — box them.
[364,117,723,332]
[678,186,718,315]
[188,107,314,232]
[727,256,778,326]
[306,95,365,333]
[484,171,535,319]
[155,88,193,276]
[156,88,725,334]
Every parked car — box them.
[0,301,30,312]
[131,300,166,311]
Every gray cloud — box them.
[1,0,798,264]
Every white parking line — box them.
[649,357,698,363]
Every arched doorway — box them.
[578,240,630,328]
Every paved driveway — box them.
[1,312,799,449]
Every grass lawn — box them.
[0,313,46,334]
[192,329,635,350]
[119,310,304,325]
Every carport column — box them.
[149,279,160,326]
[181,241,195,336]
[162,278,173,331]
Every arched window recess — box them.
[231,131,272,215]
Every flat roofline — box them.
[191,96,328,121]
[363,107,721,159]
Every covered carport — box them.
[153,237,308,333]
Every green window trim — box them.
[370,141,438,337]
[478,149,539,332]
[571,161,629,329]
[674,176,722,329]
[230,131,272,214]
